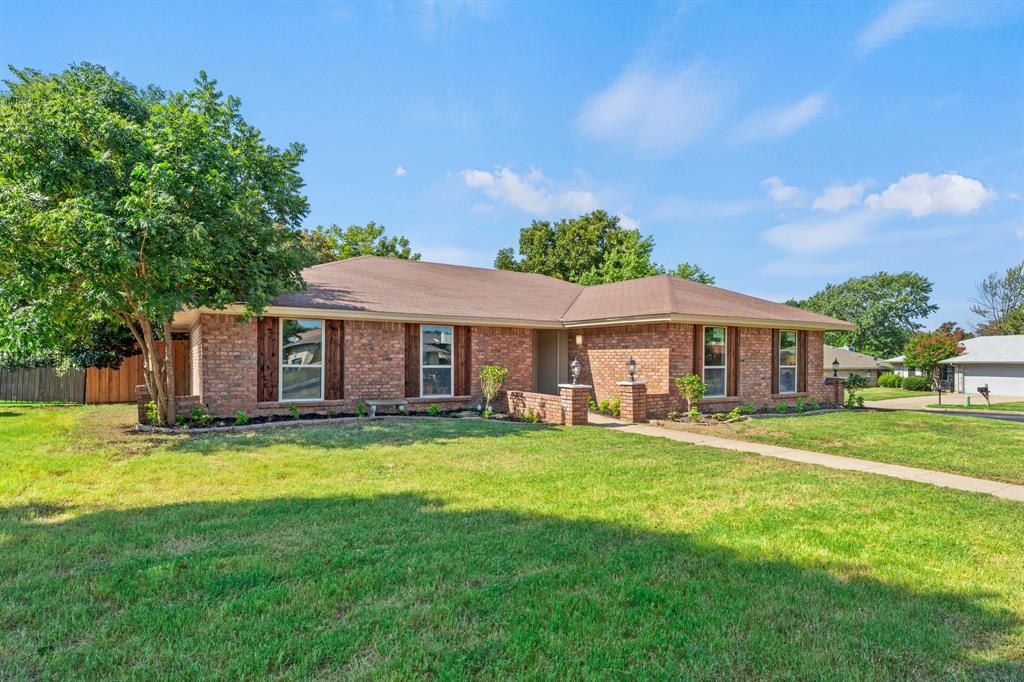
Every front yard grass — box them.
[662,410,1024,485]
[1,405,1022,680]
[927,401,1024,412]
[857,386,936,401]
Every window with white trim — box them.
[778,330,797,394]
[421,325,453,397]
[703,326,727,397]
[280,318,323,401]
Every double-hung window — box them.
[778,330,798,394]
[703,326,727,397]
[421,325,453,397]
[280,319,323,401]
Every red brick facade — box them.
[506,390,564,424]
[183,314,832,420]
[617,382,648,423]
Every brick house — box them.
[170,256,853,422]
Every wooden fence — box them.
[85,340,191,403]
[0,365,86,403]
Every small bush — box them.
[776,404,789,414]
[609,397,621,418]
[289,404,300,420]
[234,410,249,426]
[176,415,189,427]
[738,403,755,416]
[427,403,441,417]
[877,373,902,388]
[807,397,820,411]
[902,375,931,391]
[190,404,212,427]
[145,400,158,425]
[482,409,493,419]
[588,397,598,411]
[524,409,540,424]
[725,406,743,420]
[794,398,806,413]
[356,401,368,417]
[687,407,701,422]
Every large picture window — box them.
[421,325,453,397]
[778,330,798,394]
[703,326,727,397]
[280,319,323,401]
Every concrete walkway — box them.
[865,393,1024,423]
[588,413,1024,502]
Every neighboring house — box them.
[171,256,854,419]
[823,345,891,386]
[939,335,1024,396]
[884,355,925,378]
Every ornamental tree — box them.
[902,331,966,390]
[0,64,311,425]
[673,374,707,418]
[479,364,509,412]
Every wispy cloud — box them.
[855,0,1022,52]
[394,165,407,177]
[761,177,806,207]
[762,209,880,254]
[865,172,994,217]
[408,0,497,37]
[460,166,598,216]
[577,62,729,156]
[733,93,827,143]
[812,181,869,212]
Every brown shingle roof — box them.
[824,345,892,371]
[264,256,854,330]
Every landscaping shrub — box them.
[479,364,509,412]
[356,401,368,417]
[289,404,300,420]
[878,373,902,388]
[674,374,707,415]
[902,376,932,392]
[234,410,249,426]
[427,403,441,417]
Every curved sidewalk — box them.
[589,414,1024,502]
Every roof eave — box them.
[562,313,856,331]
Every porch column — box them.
[558,384,591,426]
[617,381,648,423]
[823,376,845,406]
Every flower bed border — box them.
[130,412,540,435]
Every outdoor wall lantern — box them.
[570,356,581,385]
[832,358,840,377]
[575,333,584,346]
[627,355,637,382]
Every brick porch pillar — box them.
[823,377,846,406]
[558,384,591,426]
[135,384,150,424]
[616,381,648,423]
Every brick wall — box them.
[189,320,203,398]
[193,313,258,416]
[343,320,405,400]
[506,390,564,424]
[471,326,533,394]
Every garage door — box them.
[963,364,1024,396]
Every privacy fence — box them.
[0,340,190,404]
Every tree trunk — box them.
[163,322,177,424]
[138,317,172,426]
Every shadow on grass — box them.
[1,494,1018,679]
[162,417,554,456]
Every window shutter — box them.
[325,319,344,400]
[257,317,279,402]
[770,330,780,395]
[454,325,472,396]
[727,327,740,396]
[405,323,420,398]
[692,325,704,378]
[797,330,808,393]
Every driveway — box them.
[865,393,1024,423]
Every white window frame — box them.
[703,326,727,398]
[420,324,454,398]
[279,318,325,402]
[778,329,798,394]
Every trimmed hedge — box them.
[901,375,932,391]
[877,373,902,388]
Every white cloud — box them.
[812,181,868,212]
[762,176,805,206]
[733,93,827,142]
[394,165,407,177]
[864,172,994,217]
[577,63,727,155]
[760,258,866,278]
[616,212,639,230]
[855,0,1021,52]
[460,166,599,216]
[761,210,880,254]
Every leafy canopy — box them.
[478,364,509,411]
[495,210,714,285]
[302,221,420,265]
[902,331,965,388]
[787,272,937,358]
[970,261,1024,336]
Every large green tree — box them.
[970,261,1024,335]
[302,221,420,264]
[787,272,938,358]
[0,64,311,425]
[495,210,714,285]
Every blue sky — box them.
[2,0,1022,328]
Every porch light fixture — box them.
[570,356,581,385]
[832,358,840,377]
[575,333,584,346]
[627,355,636,382]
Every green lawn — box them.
[927,401,1024,412]
[856,386,936,401]
[1,405,1022,680]
[661,410,1024,485]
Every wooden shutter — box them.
[727,327,740,396]
[797,330,808,393]
[325,319,344,400]
[404,323,420,398]
[454,325,472,396]
[770,330,780,395]
[257,317,279,402]
[692,325,704,378]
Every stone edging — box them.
[748,408,847,419]
[133,414,505,435]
